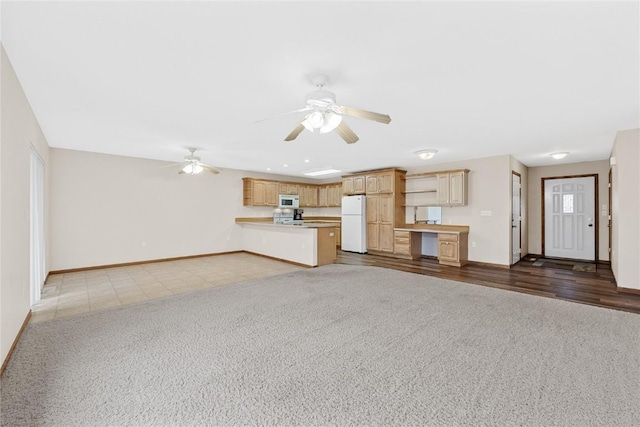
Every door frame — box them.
[511,171,522,265]
[541,174,599,262]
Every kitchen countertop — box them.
[236,221,338,229]
[394,224,469,233]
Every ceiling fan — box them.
[269,75,392,144]
[175,148,221,175]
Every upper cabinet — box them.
[279,182,299,196]
[342,175,366,195]
[243,178,279,206]
[366,171,394,193]
[404,169,469,207]
[243,178,341,208]
[437,171,468,206]
[299,185,319,207]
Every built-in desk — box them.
[393,224,469,267]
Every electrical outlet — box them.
[480,210,492,217]
[472,241,477,248]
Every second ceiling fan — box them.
[280,75,392,144]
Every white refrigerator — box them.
[341,195,367,253]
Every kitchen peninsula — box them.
[236,219,338,267]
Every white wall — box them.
[1,45,50,367]
[527,160,610,260]
[610,129,640,290]
[406,155,512,266]
[49,148,339,271]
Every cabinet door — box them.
[449,172,466,205]
[318,186,328,207]
[367,223,379,250]
[342,177,353,195]
[265,182,279,206]
[366,175,378,193]
[278,183,288,195]
[438,240,459,262]
[366,195,379,223]
[253,181,267,205]
[328,185,341,206]
[377,172,394,193]
[379,194,394,223]
[379,224,395,252]
[353,176,366,194]
[436,174,450,205]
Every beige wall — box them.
[406,155,512,266]
[610,129,640,289]
[49,148,339,271]
[510,157,529,260]
[527,160,610,260]
[1,46,50,366]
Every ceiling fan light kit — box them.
[276,74,391,144]
[176,147,221,175]
[415,149,438,160]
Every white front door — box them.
[544,176,596,261]
[512,173,521,265]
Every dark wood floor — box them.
[336,251,640,314]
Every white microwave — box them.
[278,194,299,208]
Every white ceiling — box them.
[2,1,638,178]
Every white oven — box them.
[278,194,300,208]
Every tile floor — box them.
[31,253,303,323]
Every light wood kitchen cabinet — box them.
[327,184,342,207]
[437,232,468,266]
[366,171,394,194]
[366,193,395,252]
[394,230,421,259]
[318,186,328,207]
[299,185,318,207]
[243,178,278,206]
[278,182,299,195]
[342,175,366,195]
[436,170,469,206]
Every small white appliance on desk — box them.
[341,195,367,253]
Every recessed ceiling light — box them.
[304,159,310,163]
[283,164,288,167]
[303,168,342,177]
[415,149,438,160]
[550,152,568,160]
[266,168,271,171]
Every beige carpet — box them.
[1,264,638,426]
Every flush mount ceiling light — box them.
[550,152,569,160]
[415,149,438,160]
[303,167,342,177]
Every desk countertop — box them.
[394,224,469,234]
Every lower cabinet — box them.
[437,233,468,267]
[394,231,421,259]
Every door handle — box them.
[588,224,593,227]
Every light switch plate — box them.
[480,210,492,216]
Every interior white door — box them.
[511,173,521,265]
[544,177,595,261]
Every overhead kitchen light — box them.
[304,168,342,177]
[415,149,438,160]
[550,152,569,160]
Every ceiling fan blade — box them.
[254,106,312,123]
[338,106,391,124]
[201,164,221,174]
[284,123,305,141]
[336,121,359,144]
